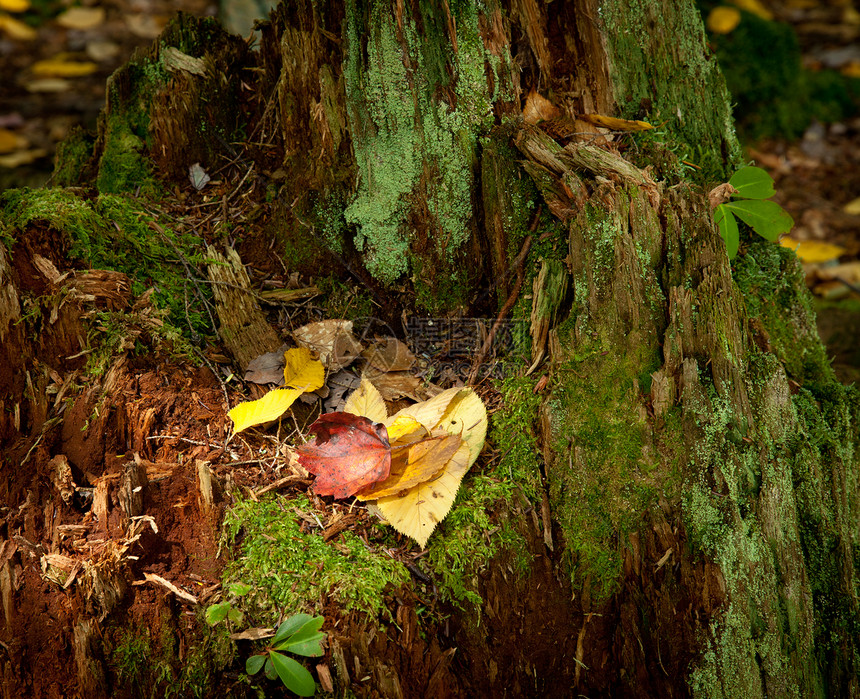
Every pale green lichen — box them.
[342,0,499,283]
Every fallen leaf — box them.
[293,320,363,371]
[32,58,98,78]
[85,39,120,62]
[843,197,860,216]
[780,237,845,264]
[124,13,167,39]
[56,6,105,30]
[229,348,324,432]
[342,379,388,424]
[24,78,71,93]
[0,148,47,167]
[707,6,742,34]
[0,0,28,12]
[0,12,36,39]
[189,162,210,190]
[814,260,860,285]
[228,387,304,434]
[388,387,462,432]
[367,371,424,401]
[579,114,654,132]
[375,441,471,548]
[0,128,26,153]
[297,413,391,498]
[362,337,416,373]
[523,90,561,125]
[356,433,462,500]
[244,347,287,385]
[282,346,325,391]
[230,627,275,641]
[386,414,426,442]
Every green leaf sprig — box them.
[245,613,326,697]
[714,166,794,259]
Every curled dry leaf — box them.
[296,413,391,498]
[292,320,363,371]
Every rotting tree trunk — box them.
[27,0,860,697]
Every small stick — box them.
[468,209,540,384]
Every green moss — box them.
[53,127,94,187]
[425,376,544,608]
[222,494,408,622]
[0,188,212,340]
[315,276,374,320]
[96,58,168,195]
[547,342,660,601]
[733,240,833,383]
[106,614,233,699]
[599,0,742,182]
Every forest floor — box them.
[0,1,859,697]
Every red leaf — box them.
[296,413,391,498]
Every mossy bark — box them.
[44,0,860,696]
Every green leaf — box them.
[229,582,253,597]
[245,654,266,675]
[264,656,276,681]
[205,602,231,626]
[728,166,776,200]
[715,204,740,259]
[269,651,317,697]
[274,630,326,657]
[272,613,314,646]
[227,607,244,624]
[724,199,794,242]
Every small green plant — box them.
[204,582,253,627]
[714,166,794,259]
[245,614,325,697]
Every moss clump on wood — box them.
[221,495,409,621]
[0,187,212,338]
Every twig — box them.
[467,209,540,384]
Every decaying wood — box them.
[528,258,569,374]
[118,458,148,522]
[73,619,107,698]
[205,245,283,371]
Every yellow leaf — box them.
[386,415,425,442]
[282,346,325,391]
[0,0,29,12]
[433,389,488,467]
[375,441,471,548]
[579,114,654,132]
[0,128,25,154]
[387,386,461,431]
[842,62,860,79]
[780,237,846,264]
[228,387,303,434]
[32,58,98,77]
[356,433,461,500]
[343,379,388,424]
[0,12,37,39]
[56,6,105,30]
[707,6,742,33]
[843,197,860,215]
[729,0,773,21]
